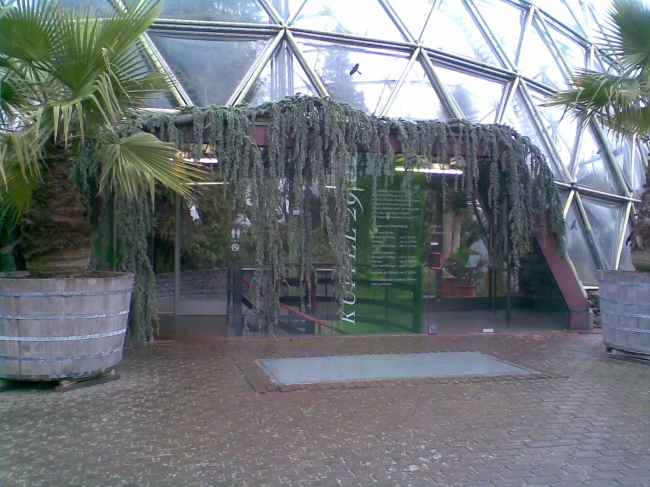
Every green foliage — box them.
[128,95,565,334]
[0,209,17,272]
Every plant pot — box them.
[442,276,457,297]
[453,284,477,298]
[631,249,650,272]
[597,270,650,358]
[0,272,134,380]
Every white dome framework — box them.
[56,0,649,287]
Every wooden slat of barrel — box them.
[597,270,650,356]
[0,273,133,380]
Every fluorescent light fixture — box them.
[183,158,219,164]
[326,186,364,191]
[395,167,463,175]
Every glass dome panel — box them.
[148,34,269,107]
[159,0,272,23]
[434,66,504,124]
[574,127,621,195]
[146,91,177,109]
[271,0,308,21]
[565,203,598,286]
[605,132,634,194]
[472,0,526,66]
[528,90,578,174]
[420,0,499,67]
[244,43,318,106]
[534,0,585,35]
[548,26,586,75]
[501,91,564,179]
[384,60,448,121]
[292,0,406,42]
[297,39,410,114]
[386,0,434,42]
[581,196,626,269]
[517,21,568,89]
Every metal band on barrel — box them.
[0,328,127,341]
[0,289,132,297]
[0,309,129,320]
[601,323,650,334]
[0,348,123,361]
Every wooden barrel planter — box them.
[0,273,134,380]
[597,270,650,359]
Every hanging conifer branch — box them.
[123,95,565,335]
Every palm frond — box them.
[546,0,650,139]
[0,0,204,223]
[99,131,207,201]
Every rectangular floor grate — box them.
[257,351,532,385]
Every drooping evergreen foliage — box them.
[124,94,565,334]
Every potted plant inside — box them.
[0,0,204,382]
[547,0,650,359]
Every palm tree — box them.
[546,0,650,250]
[0,0,204,276]
[443,186,471,259]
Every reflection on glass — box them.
[59,0,111,10]
[386,0,435,42]
[245,43,317,106]
[272,0,308,21]
[149,34,268,107]
[565,204,598,286]
[517,22,567,89]
[298,40,409,114]
[160,0,271,23]
[529,90,578,172]
[421,0,499,67]
[145,91,177,109]
[606,132,634,193]
[501,92,564,179]
[292,0,406,42]
[473,0,526,66]
[384,60,447,121]
[574,127,620,194]
[434,66,503,124]
[618,220,635,271]
[633,145,648,199]
[582,196,625,269]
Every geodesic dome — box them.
[59,0,649,287]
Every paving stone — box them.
[0,331,648,487]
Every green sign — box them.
[339,170,426,334]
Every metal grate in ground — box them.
[256,351,532,385]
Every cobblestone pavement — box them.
[1,330,649,487]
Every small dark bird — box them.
[349,63,361,76]
[570,220,577,230]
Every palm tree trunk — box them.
[21,154,94,276]
[451,212,463,255]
